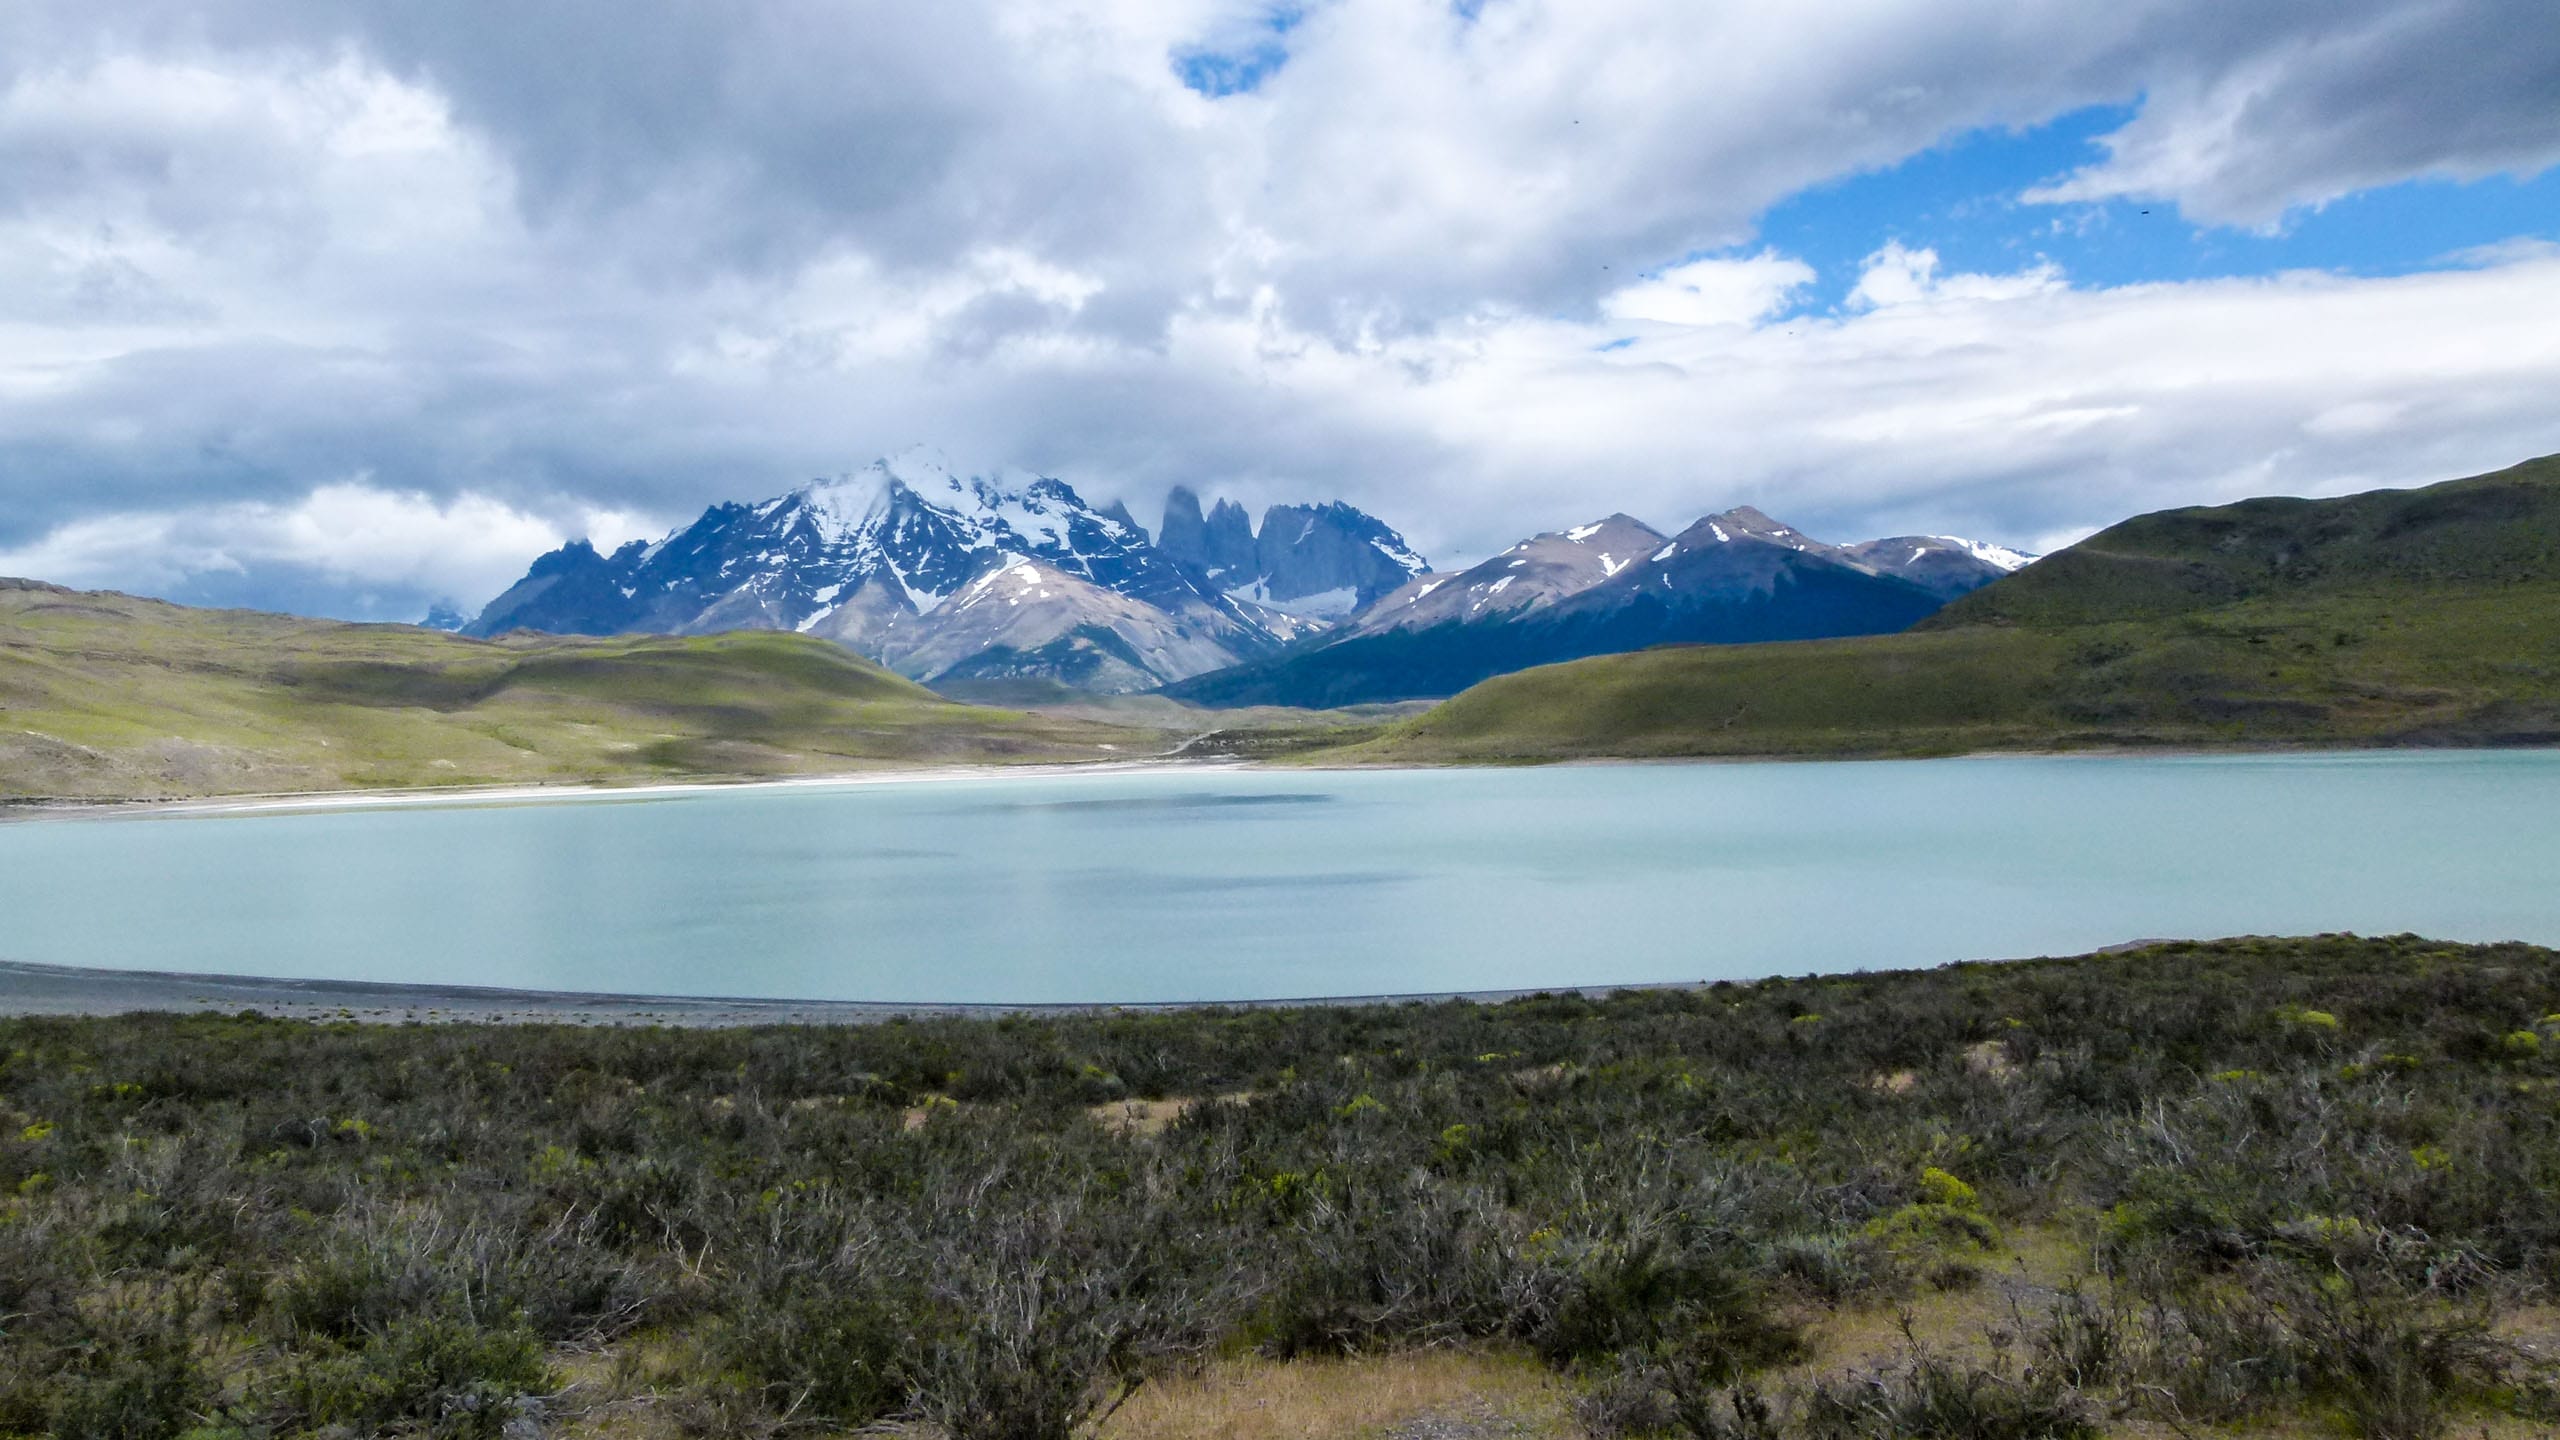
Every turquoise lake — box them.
[3,750,2557,1004]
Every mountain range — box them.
[466,449,2031,700]
[1162,508,2030,706]
[466,450,1418,694]
[11,451,2555,801]
[1354,452,2560,763]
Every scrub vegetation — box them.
[6,934,2560,1438]
[0,581,1154,801]
[1339,453,2560,763]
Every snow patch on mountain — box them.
[1935,536,2036,571]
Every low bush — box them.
[0,934,2554,1433]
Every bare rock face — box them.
[1203,498,1259,579]
[1353,514,1668,636]
[467,539,653,637]
[1246,502,1430,615]
[467,450,1312,693]
[1157,489,1429,621]
[1156,486,1260,583]
[855,558,1245,695]
[1156,486,1209,572]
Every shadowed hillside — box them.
[0,580,1151,801]
[1338,454,2560,763]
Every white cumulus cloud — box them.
[0,484,658,621]
[0,0,2553,613]
[1603,253,1816,328]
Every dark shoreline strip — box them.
[0,957,1731,1027]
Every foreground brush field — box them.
[6,935,2560,1438]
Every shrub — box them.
[713,1270,910,1425]
[1579,1370,1784,1440]
[2284,1263,2507,1440]
[1766,1232,1891,1304]
[1796,1351,2099,1440]
[276,1313,551,1438]
[47,1305,211,1440]
[1917,1168,1978,1209]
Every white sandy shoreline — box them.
[0,755,1258,824]
[15,740,2535,824]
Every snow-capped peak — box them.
[795,469,898,545]
[877,443,966,492]
[1931,535,2037,572]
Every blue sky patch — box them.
[1174,5,1309,98]
[1725,104,2560,316]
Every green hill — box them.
[1935,451,2560,627]
[1337,454,2560,763]
[0,580,1150,801]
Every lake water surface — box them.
[4,751,2557,1004]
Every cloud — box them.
[2021,1,2560,227]
[0,483,657,621]
[1603,253,1815,327]
[1114,246,2560,560]
[1846,242,2064,310]
[0,1,2554,617]
[8,244,2559,615]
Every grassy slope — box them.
[0,581,1150,800]
[1339,454,2560,763]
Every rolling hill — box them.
[0,580,1155,801]
[1336,453,2560,763]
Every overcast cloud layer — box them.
[3,0,2558,619]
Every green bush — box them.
[47,1307,211,1440]
[276,1314,551,1438]
[1796,1352,2099,1440]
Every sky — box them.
[1,0,2557,623]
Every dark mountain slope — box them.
[1167,507,1979,708]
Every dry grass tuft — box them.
[1089,1092,1255,1137]
[1962,1039,2017,1081]
[1098,1348,1582,1440]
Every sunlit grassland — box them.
[0,582,1153,801]
[1328,585,2560,764]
